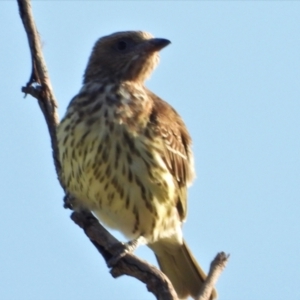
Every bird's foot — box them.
[107,236,146,267]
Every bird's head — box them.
[83,31,170,84]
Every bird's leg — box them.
[107,235,147,267]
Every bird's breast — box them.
[57,83,180,241]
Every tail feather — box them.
[149,239,217,300]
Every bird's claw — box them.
[107,242,129,267]
[107,236,146,267]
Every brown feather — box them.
[146,89,195,221]
[147,89,195,187]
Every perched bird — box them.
[57,31,217,299]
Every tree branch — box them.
[197,252,229,300]
[16,1,228,299]
[17,0,61,180]
[71,210,178,300]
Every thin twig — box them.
[197,252,230,300]
[17,0,61,181]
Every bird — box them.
[57,31,217,300]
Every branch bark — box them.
[17,0,61,180]
[16,1,228,299]
[71,210,178,300]
[197,252,229,300]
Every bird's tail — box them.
[149,239,217,300]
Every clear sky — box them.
[1,1,300,300]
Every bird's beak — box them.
[141,38,171,53]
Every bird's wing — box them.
[147,90,195,220]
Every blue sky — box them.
[1,1,300,299]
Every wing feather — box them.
[147,90,195,220]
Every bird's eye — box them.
[117,40,128,51]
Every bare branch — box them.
[71,211,178,300]
[197,252,229,300]
[17,0,61,180]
